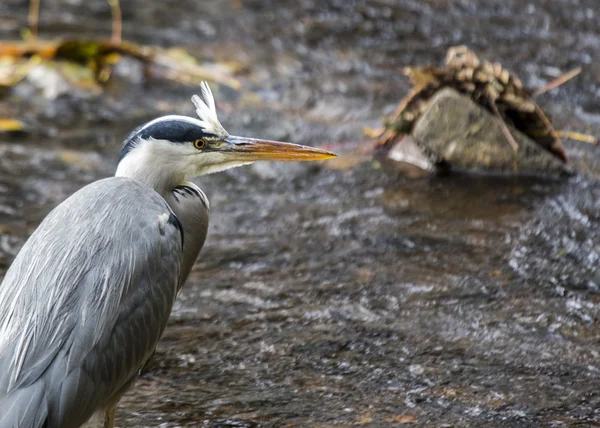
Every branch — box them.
[107,0,122,45]
[28,0,40,40]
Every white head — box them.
[115,82,335,194]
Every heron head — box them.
[116,82,335,185]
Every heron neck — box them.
[163,183,209,287]
[115,142,184,197]
[117,156,208,286]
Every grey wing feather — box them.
[0,177,183,428]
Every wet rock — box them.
[382,135,437,178]
[411,88,572,176]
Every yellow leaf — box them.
[57,61,102,93]
[363,126,384,138]
[0,119,25,132]
[163,47,199,65]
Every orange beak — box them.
[221,135,336,162]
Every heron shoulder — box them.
[67,177,185,245]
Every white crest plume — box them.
[191,82,228,138]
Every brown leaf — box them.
[355,416,373,424]
[384,415,417,424]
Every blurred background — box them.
[1,0,600,426]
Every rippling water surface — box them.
[0,0,599,426]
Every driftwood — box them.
[0,39,240,89]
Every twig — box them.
[487,91,519,153]
[107,0,122,45]
[556,130,597,144]
[28,0,40,40]
[533,67,582,97]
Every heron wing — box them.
[0,177,183,427]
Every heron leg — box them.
[104,406,116,428]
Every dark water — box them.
[1,0,600,426]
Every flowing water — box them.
[0,0,600,426]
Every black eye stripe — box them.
[119,118,219,164]
[138,120,209,143]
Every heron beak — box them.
[221,135,336,162]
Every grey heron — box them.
[0,82,335,427]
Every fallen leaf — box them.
[0,56,38,88]
[57,61,102,94]
[385,415,417,424]
[363,126,384,138]
[0,119,25,132]
[355,416,373,424]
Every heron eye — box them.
[194,138,207,150]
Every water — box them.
[0,0,599,426]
